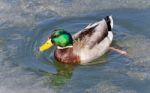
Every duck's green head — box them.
[39,29,73,52]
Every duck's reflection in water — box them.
[45,61,76,86]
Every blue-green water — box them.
[1,0,150,93]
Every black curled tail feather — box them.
[104,16,113,31]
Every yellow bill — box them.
[39,39,53,52]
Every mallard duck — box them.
[39,16,127,64]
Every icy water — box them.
[1,0,150,93]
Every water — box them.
[0,0,150,93]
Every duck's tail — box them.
[104,16,113,31]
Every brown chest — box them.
[54,48,80,64]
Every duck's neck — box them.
[54,46,80,64]
[57,45,73,49]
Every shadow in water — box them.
[45,61,76,86]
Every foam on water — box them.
[117,35,150,80]
[0,41,56,93]
[86,81,137,93]
[1,0,150,28]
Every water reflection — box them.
[45,61,76,86]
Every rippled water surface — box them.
[1,0,150,93]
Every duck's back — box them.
[73,16,113,64]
